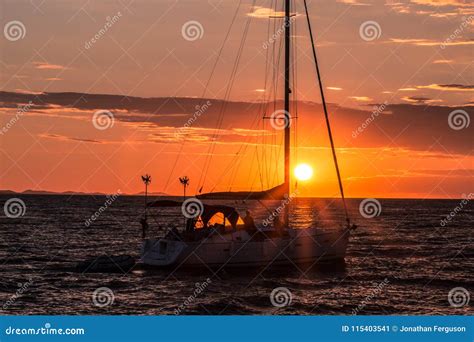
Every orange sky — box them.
[0,0,472,198]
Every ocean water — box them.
[0,195,472,315]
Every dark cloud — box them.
[39,133,102,144]
[438,84,474,90]
[402,96,438,104]
[409,169,474,177]
[417,84,474,92]
[1,91,471,155]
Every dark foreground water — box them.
[0,195,472,315]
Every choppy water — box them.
[0,195,472,315]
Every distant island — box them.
[0,189,170,196]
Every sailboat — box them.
[140,0,355,268]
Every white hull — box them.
[141,227,349,268]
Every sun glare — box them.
[294,163,313,181]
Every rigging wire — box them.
[198,0,257,192]
[255,144,264,191]
[213,150,241,191]
[260,0,275,191]
[209,0,286,194]
[209,102,264,193]
[269,1,285,189]
[292,0,299,185]
[210,9,276,194]
[251,0,276,192]
[163,0,244,194]
[302,0,351,226]
[197,7,252,192]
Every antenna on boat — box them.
[179,176,190,225]
[141,174,152,238]
[179,176,190,200]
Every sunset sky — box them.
[0,0,472,198]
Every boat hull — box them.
[141,228,349,268]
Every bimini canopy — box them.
[147,200,241,229]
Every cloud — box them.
[13,89,44,95]
[347,167,474,180]
[386,3,412,14]
[33,62,67,70]
[409,169,474,176]
[387,1,473,17]
[39,133,102,144]
[247,6,285,18]
[389,38,474,46]
[337,0,371,6]
[417,84,474,92]
[410,0,473,7]
[149,126,269,144]
[327,87,343,91]
[401,96,442,104]
[349,96,373,102]
[398,87,418,91]
[45,78,62,81]
[433,59,454,64]
[0,91,471,155]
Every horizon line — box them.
[0,189,467,201]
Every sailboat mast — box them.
[284,0,291,224]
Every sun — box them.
[294,163,313,181]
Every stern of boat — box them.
[141,238,187,267]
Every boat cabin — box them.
[146,200,247,241]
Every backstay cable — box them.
[303,0,351,226]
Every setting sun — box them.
[294,164,313,181]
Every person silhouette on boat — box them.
[273,216,285,235]
[185,218,193,232]
[167,226,181,240]
[140,216,148,238]
[243,210,257,233]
